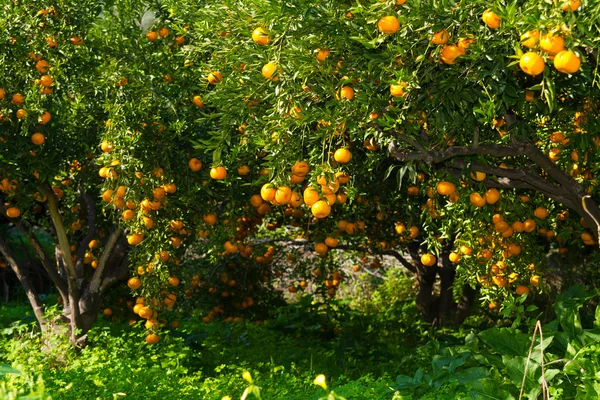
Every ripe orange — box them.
[237,165,250,176]
[470,171,486,181]
[303,186,320,206]
[311,200,331,218]
[460,245,473,256]
[188,158,202,171]
[36,60,49,73]
[262,63,278,80]
[316,48,330,61]
[207,71,223,84]
[128,277,141,290]
[203,213,217,226]
[338,86,354,100]
[16,109,27,119]
[449,252,461,263]
[122,209,135,221]
[334,148,352,163]
[484,188,500,204]
[147,31,158,41]
[315,243,328,254]
[38,111,51,125]
[469,192,486,207]
[275,186,292,204]
[561,0,580,11]
[530,275,540,286]
[482,9,501,29]
[512,221,524,232]
[431,29,449,44]
[515,285,530,295]
[252,27,271,45]
[146,333,159,344]
[325,237,339,247]
[291,161,310,176]
[6,207,21,218]
[540,33,565,55]
[210,166,227,180]
[70,36,83,45]
[101,141,114,152]
[31,133,45,145]
[519,52,545,76]
[153,187,166,201]
[421,253,436,267]
[192,96,205,108]
[457,37,475,54]
[46,36,57,47]
[127,233,144,246]
[158,27,170,38]
[377,16,400,34]
[554,50,581,74]
[390,82,407,97]
[534,207,549,219]
[520,30,540,49]
[523,219,536,232]
[261,184,276,201]
[39,75,54,87]
[440,45,461,65]
[436,181,456,196]
[11,93,24,105]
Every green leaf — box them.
[502,355,541,396]
[479,328,530,357]
[0,364,20,375]
[467,379,516,400]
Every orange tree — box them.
[2,0,600,344]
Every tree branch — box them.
[88,225,121,295]
[75,191,98,280]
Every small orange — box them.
[469,192,486,207]
[275,186,292,204]
[523,219,536,232]
[303,186,320,206]
[482,9,501,29]
[128,277,141,290]
[390,82,407,97]
[39,75,54,87]
[431,29,449,44]
[449,252,461,263]
[519,52,545,76]
[338,86,354,100]
[421,253,436,267]
[520,30,540,49]
[192,96,205,108]
[534,207,549,219]
[311,200,331,218]
[38,111,51,125]
[158,27,170,38]
[70,36,83,45]
[540,33,565,55]
[316,48,330,61]
[11,93,24,105]
[515,285,530,296]
[6,207,21,218]
[101,141,114,153]
[36,60,49,73]
[188,158,202,171]
[436,181,455,196]
[561,0,580,11]
[554,50,581,74]
[484,188,500,204]
[207,71,223,84]
[146,333,159,344]
[16,109,27,119]
[251,27,271,45]
[31,133,45,145]
[377,16,400,34]
[147,31,158,42]
[262,63,278,80]
[210,166,227,180]
[334,148,352,163]
[440,45,461,65]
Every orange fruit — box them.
[338,86,354,100]
[158,27,170,38]
[523,219,536,232]
[31,133,45,145]
[261,184,276,201]
[460,245,473,256]
[36,60,49,73]
[377,16,400,34]
[449,252,461,263]
[325,237,339,247]
[311,200,331,218]
[122,209,135,221]
[334,148,352,163]
[315,243,328,254]
[188,158,202,171]
[203,214,217,226]
[210,166,227,180]
[275,186,292,204]
[550,131,564,143]
[147,31,158,41]
[512,221,524,232]
[38,111,51,125]
[303,186,320,206]
[101,141,114,152]
[436,181,455,195]
[146,334,159,344]
[440,45,461,65]
[519,52,545,76]
[316,48,330,61]
[252,27,271,45]
[431,29,449,44]
[46,36,57,47]
[207,71,223,84]
[6,207,21,218]
[469,192,486,207]
[39,75,54,87]
[237,165,250,176]
[484,188,500,204]
[291,161,310,176]
[192,96,205,108]
[16,109,27,119]
[482,9,501,29]
[390,82,407,97]
[534,207,549,219]
[421,253,436,267]
[470,171,486,181]
[516,285,530,295]
[530,275,540,286]
[561,0,580,11]
[11,93,24,105]
[127,233,144,246]
[520,30,540,49]
[128,277,141,290]
[457,37,475,54]
[540,33,565,55]
[554,50,581,74]
[262,63,278,80]
[69,36,83,45]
